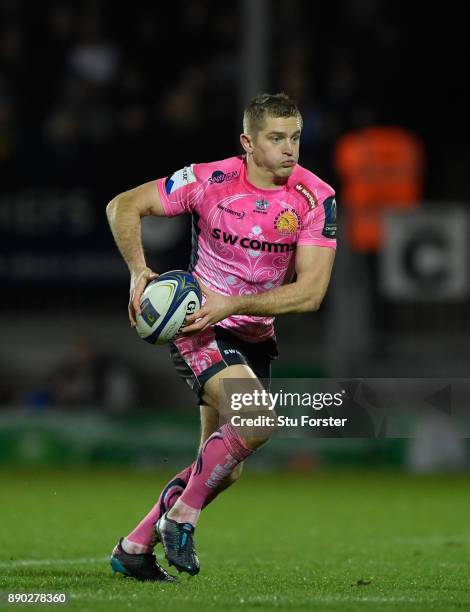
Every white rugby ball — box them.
[135,270,202,345]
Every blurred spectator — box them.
[102,363,138,414]
[52,338,105,406]
[406,413,468,473]
[0,77,15,161]
[44,74,114,148]
[334,124,426,253]
[51,338,138,412]
[0,377,9,406]
[68,33,118,86]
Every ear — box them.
[240,132,254,154]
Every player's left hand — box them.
[179,281,235,336]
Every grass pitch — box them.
[1,467,469,611]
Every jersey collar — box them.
[240,157,293,196]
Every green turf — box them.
[1,467,470,611]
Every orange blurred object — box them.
[334,126,426,252]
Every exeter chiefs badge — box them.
[274,210,300,235]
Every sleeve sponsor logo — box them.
[322,196,337,239]
[208,170,239,185]
[165,165,196,194]
[295,182,317,209]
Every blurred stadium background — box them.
[1,2,469,487]
[2,2,470,609]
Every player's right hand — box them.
[129,267,159,327]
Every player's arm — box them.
[182,245,335,333]
[106,181,166,326]
[234,245,335,315]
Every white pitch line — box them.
[392,534,470,544]
[68,594,426,603]
[0,557,108,568]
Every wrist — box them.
[129,263,149,278]
[231,295,249,316]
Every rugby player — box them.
[107,93,337,580]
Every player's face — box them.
[251,115,301,178]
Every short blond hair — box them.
[243,93,302,136]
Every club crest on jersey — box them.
[274,210,300,236]
[255,199,270,213]
[165,165,196,194]
[295,182,317,209]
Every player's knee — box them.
[242,434,270,449]
[240,426,275,450]
[239,408,277,449]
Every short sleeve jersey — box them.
[156,155,337,342]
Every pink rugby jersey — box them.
[156,155,337,342]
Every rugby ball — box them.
[135,270,202,345]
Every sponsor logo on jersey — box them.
[211,228,296,253]
[255,199,270,213]
[165,165,196,194]
[208,170,239,185]
[322,196,337,239]
[274,210,300,235]
[295,182,317,209]
[217,203,245,219]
